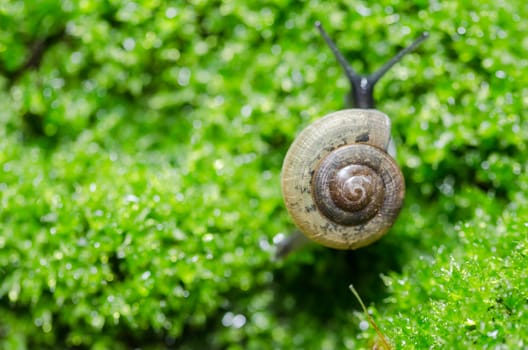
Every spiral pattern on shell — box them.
[313,146,386,226]
[281,109,405,250]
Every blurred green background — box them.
[1,1,527,349]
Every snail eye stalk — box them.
[315,21,428,109]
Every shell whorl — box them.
[281,109,405,250]
[313,146,386,226]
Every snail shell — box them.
[281,109,405,250]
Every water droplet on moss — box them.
[221,312,233,327]
[165,7,178,19]
[90,311,105,329]
[124,194,139,203]
[359,320,369,331]
[177,68,191,86]
[495,70,506,79]
[232,314,246,328]
[141,271,151,280]
[273,233,285,244]
[487,330,498,338]
[123,38,136,51]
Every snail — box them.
[279,22,428,253]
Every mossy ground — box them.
[1,1,527,349]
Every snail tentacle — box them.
[316,21,428,108]
[369,31,429,85]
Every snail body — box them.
[280,23,428,251]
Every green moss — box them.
[1,0,527,349]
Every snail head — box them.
[315,21,428,109]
